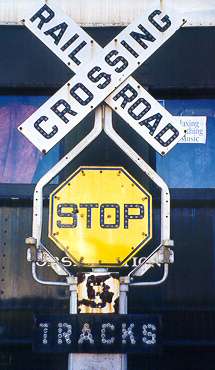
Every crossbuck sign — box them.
[18,1,186,155]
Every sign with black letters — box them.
[33,314,161,353]
[18,1,185,154]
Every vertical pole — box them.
[68,276,78,370]
[120,277,129,370]
[68,274,128,370]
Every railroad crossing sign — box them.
[18,1,186,155]
[49,167,152,267]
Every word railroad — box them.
[18,1,185,155]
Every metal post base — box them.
[68,276,128,370]
[69,354,124,370]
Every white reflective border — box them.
[103,105,170,243]
[2,0,215,26]
[32,107,103,245]
[18,2,184,153]
[32,105,170,286]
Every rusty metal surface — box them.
[77,273,119,314]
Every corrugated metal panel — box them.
[0,0,215,27]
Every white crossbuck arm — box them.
[18,0,186,154]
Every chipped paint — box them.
[77,273,120,313]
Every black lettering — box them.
[44,22,68,45]
[68,41,87,65]
[130,24,156,50]
[155,123,179,147]
[30,4,54,30]
[100,204,120,229]
[139,113,162,135]
[88,66,111,89]
[34,116,58,139]
[51,99,77,123]
[121,40,139,58]
[105,50,128,73]
[148,10,171,32]
[113,84,137,108]
[70,83,93,105]
[124,204,144,229]
[79,203,99,228]
[128,98,151,120]
[57,203,78,228]
[61,34,79,51]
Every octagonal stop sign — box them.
[49,167,152,267]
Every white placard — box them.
[177,116,207,144]
[18,1,184,153]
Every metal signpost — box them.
[19,2,186,370]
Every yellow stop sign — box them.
[49,167,152,267]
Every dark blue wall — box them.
[1,25,215,370]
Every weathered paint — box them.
[77,273,119,314]
[0,0,215,26]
